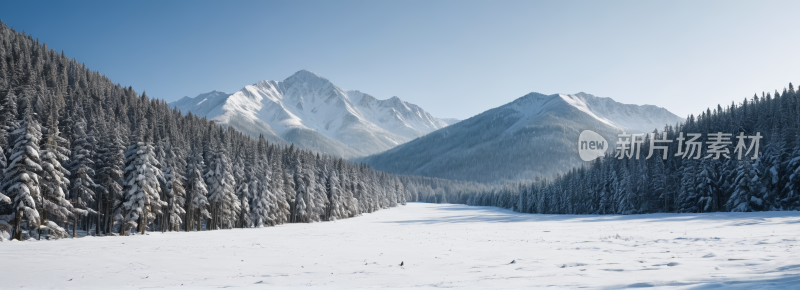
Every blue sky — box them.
[2,0,799,120]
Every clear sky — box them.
[2,0,799,120]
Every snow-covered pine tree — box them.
[784,146,800,210]
[326,168,341,221]
[204,148,239,229]
[396,176,407,206]
[338,161,358,218]
[247,135,268,227]
[160,137,186,232]
[185,150,209,231]
[0,129,6,205]
[312,155,328,221]
[0,90,18,213]
[727,159,764,212]
[696,159,718,212]
[249,156,268,227]
[614,165,632,214]
[294,181,308,223]
[0,108,42,240]
[0,90,20,140]
[283,169,296,223]
[0,136,6,212]
[67,116,101,228]
[233,150,250,228]
[120,129,165,235]
[39,116,78,239]
[758,121,786,210]
[717,159,737,211]
[96,123,125,235]
[270,150,290,225]
[677,160,699,213]
[293,153,316,222]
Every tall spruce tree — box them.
[39,114,77,239]
[1,108,43,240]
[120,129,164,235]
[204,148,238,229]
[185,150,209,231]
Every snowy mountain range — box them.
[171,70,457,158]
[358,92,684,182]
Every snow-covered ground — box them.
[2,203,799,289]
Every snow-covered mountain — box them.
[171,70,453,158]
[358,92,684,182]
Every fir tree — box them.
[95,123,125,235]
[120,133,165,235]
[727,160,764,212]
[39,118,76,239]
[1,109,42,240]
[67,117,100,220]
[159,137,186,232]
[204,149,239,229]
[185,151,209,231]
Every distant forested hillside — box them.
[416,86,800,214]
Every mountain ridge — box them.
[171,70,456,158]
[358,91,684,182]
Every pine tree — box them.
[0,90,20,134]
[185,151,209,231]
[249,158,269,227]
[727,160,764,212]
[270,152,290,225]
[677,161,699,213]
[233,153,250,228]
[160,138,186,232]
[784,148,800,210]
[39,118,77,239]
[614,165,632,214]
[697,159,718,212]
[204,149,239,229]
[283,170,297,223]
[67,117,100,222]
[327,169,341,221]
[120,134,165,235]
[759,122,786,210]
[1,109,42,240]
[295,182,308,223]
[95,124,125,235]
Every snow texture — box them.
[1,203,798,289]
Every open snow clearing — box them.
[2,203,799,289]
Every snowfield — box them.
[2,203,799,289]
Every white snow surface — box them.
[3,203,799,289]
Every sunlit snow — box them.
[2,203,798,289]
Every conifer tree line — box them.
[419,84,800,215]
[0,21,441,240]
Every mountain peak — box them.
[285,69,326,82]
[388,96,404,104]
[173,70,453,158]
